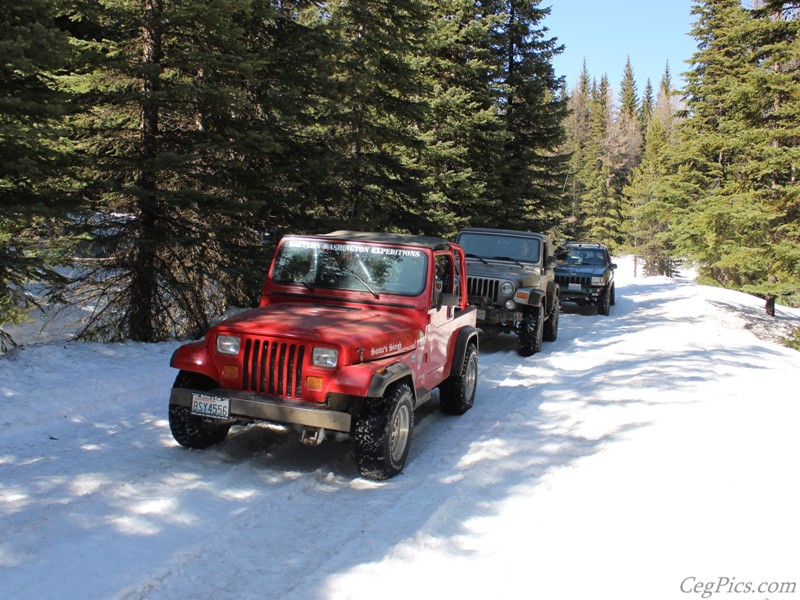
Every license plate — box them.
[191,393,230,419]
[568,283,582,291]
[476,309,485,320]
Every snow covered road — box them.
[2,260,799,600]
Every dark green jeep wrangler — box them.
[455,228,560,357]
[554,242,617,315]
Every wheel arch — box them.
[447,326,479,379]
[366,361,415,400]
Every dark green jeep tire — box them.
[518,306,544,357]
[543,295,560,342]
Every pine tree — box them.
[61,0,300,341]
[562,62,593,240]
[670,0,800,313]
[415,0,506,237]
[0,0,75,350]
[638,79,654,134]
[486,0,569,232]
[611,57,642,192]
[577,76,621,247]
[623,68,681,276]
[317,0,431,233]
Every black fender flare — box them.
[448,326,480,378]
[366,361,414,399]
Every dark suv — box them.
[554,242,616,315]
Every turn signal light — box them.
[222,365,239,380]
[306,376,324,391]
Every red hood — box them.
[213,303,421,361]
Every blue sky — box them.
[544,0,699,95]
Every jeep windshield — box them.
[458,233,541,264]
[272,238,427,296]
[559,248,605,266]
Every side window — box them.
[432,253,454,307]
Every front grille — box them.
[467,277,501,303]
[241,337,306,399]
[556,274,591,287]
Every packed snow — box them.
[2,258,799,600]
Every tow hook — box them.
[300,427,326,446]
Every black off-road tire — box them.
[354,382,414,480]
[169,371,231,449]
[543,295,560,342]
[610,283,616,306]
[598,286,611,316]
[439,342,478,415]
[518,306,544,357]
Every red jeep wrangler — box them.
[169,231,479,479]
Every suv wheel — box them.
[543,296,560,342]
[169,371,231,449]
[518,306,543,357]
[439,342,478,415]
[598,286,611,316]
[354,382,414,480]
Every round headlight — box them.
[500,281,515,296]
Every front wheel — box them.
[439,342,478,415]
[597,286,611,316]
[518,306,543,357]
[353,382,415,480]
[169,371,231,449]
[543,295,560,342]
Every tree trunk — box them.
[129,0,164,342]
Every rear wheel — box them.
[439,342,478,415]
[169,371,231,449]
[518,306,543,357]
[354,382,414,480]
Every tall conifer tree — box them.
[486,0,569,231]
[62,0,296,341]
[0,0,75,350]
[671,0,800,312]
[318,0,430,232]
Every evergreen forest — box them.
[1,0,798,350]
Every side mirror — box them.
[611,263,618,269]
[546,255,557,268]
[440,293,460,308]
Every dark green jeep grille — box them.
[466,277,500,302]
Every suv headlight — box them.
[312,347,339,368]
[500,281,515,296]
[216,335,241,355]
[591,276,605,285]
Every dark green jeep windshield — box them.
[458,233,541,263]
[273,239,428,296]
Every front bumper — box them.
[558,285,604,303]
[475,306,524,326]
[170,387,352,433]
